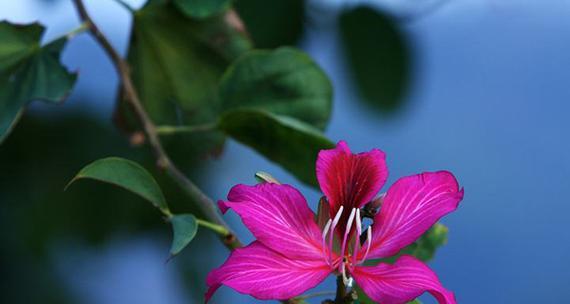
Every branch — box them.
[71,0,242,250]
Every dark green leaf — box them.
[118,1,252,157]
[219,109,334,186]
[220,47,332,130]
[0,21,76,143]
[173,0,231,19]
[339,6,410,112]
[67,157,169,214]
[235,0,305,48]
[169,213,198,256]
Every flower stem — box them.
[196,218,229,236]
[335,275,346,304]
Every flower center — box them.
[321,206,373,285]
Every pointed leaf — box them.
[0,21,76,143]
[67,157,169,214]
[117,1,252,157]
[339,6,410,112]
[219,109,334,186]
[220,47,332,130]
[170,213,198,256]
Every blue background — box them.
[2,0,569,303]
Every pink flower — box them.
[206,141,464,303]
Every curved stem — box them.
[71,0,242,250]
[196,218,229,236]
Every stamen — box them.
[346,277,354,288]
[321,219,332,264]
[340,208,357,260]
[352,208,362,265]
[341,262,350,286]
[358,225,373,264]
[355,208,362,237]
[328,206,344,262]
[332,206,344,227]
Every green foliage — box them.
[169,213,198,256]
[339,6,409,112]
[173,0,231,19]
[220,47,332,130]
[0,21,76,143]
[219,109,334,186]
[67,157,170,214]
[119,0,252,157]
[235,0,305,48]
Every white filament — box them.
[341,262,350,286]
[321,219,332,264]
[359,226,373,264]
[328,206,344,260]
[339,208,357,265]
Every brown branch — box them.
[71,0,241,250]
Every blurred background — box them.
[1,0,570,303]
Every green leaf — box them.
[219,109,334,186]
[235,0,305,48]
[118,1,252,158]
[0,21,76,143]
[67,157,169,214]
[219,47,332,130]
[339,6,410,112]
[173,0,231,19]
[169,213,198,256]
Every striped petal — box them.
[367,171,464,259]
[205,241,331,302]
[219,183,325,260]
[352,255,456,304]
[316,141,388,236]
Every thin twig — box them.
[110,0,135,13]
[71,0,242,250]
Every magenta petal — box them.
[220,183,325,259]
[205,241,331,302]
[352,255,456,304]
[368,171,464,259]
[316,141,388,234]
